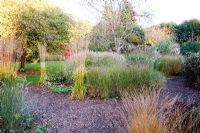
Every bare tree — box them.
[85,0,151,53]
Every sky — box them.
[52,0,200,27]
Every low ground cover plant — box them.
[47,61,73,86]
[86,65,164,98]
[183,52,200,89]
[50,86,72,93]
[46,61,74,95]
[154,55,183,75]
[47,69,68,86]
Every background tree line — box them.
[1,0,200,69]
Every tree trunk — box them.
[20,50,26,71]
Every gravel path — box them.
[26,76,200,133]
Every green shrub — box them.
[0,82,26,131]
[86,66,164,98]
[154,55,182,75]
[126,52,158,68]
[89,41,110,52]
[126,25,145,45]
[180,41,200,55]
[183,52,200,89]
[175,19,200,43]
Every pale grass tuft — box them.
[71,35,90,99]
[38,44,47,84]
[122,91,169,133]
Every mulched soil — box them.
[160,76,200,106]
[26,86,125,133]
[26,76,200,133]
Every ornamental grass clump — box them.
[86,67,111,98]
[122,91,168,133]
[71,35,90,99]
[38,44,47,84]
[72,65,86,99]
[0,82,26,132]
[126,52,158,68]
[122,91,200,133]
[155,35,175,55]
[86,65,164,98]
[85,51,127,67]
[155,55,183,76]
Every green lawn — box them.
[25,61,65,71]
[26,74,40,84]
[24,61,65,84]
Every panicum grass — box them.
[86,65,164,98]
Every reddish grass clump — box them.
[122,91,200,133]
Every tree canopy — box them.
[0,0,71,68]
[175,19,200,43]
[89,0,145,52]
